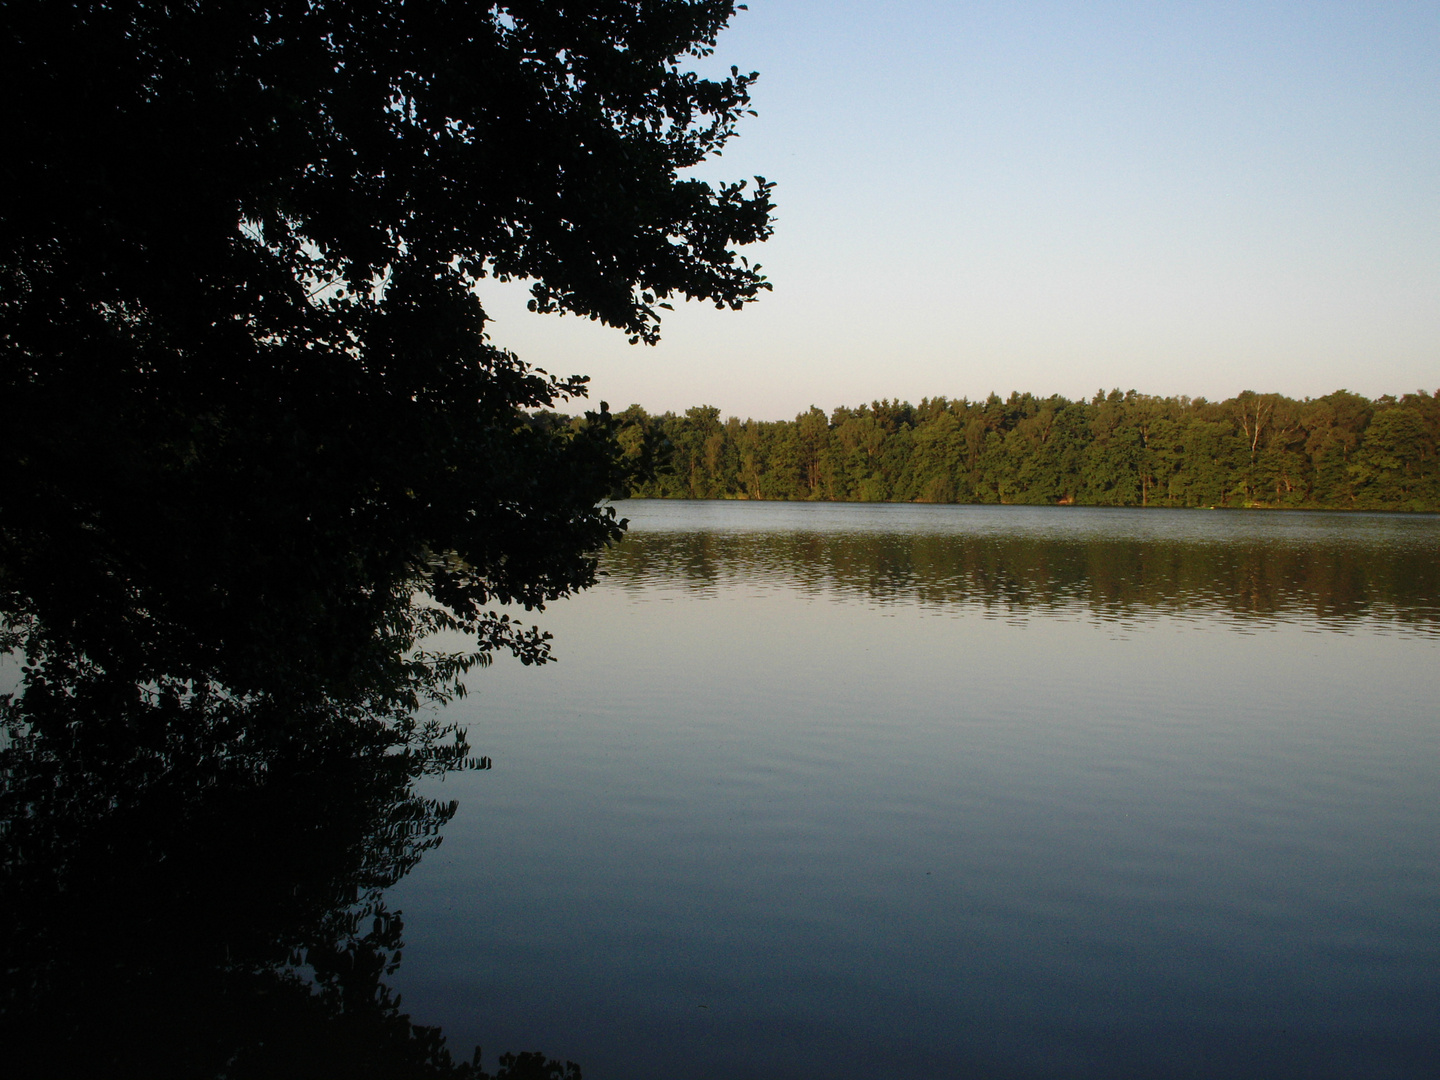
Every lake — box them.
[390,501,1440,1079]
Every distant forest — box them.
[578,389,1440,511]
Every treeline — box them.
[598,389,1440,510]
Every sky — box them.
[479,0,1439,421]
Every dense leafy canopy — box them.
[616,389,1440,511]
[1,0,773,693]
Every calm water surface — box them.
[392,502,1440,1079]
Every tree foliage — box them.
[1,0,773,694]
[616,389,1440,511]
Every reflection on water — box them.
[388,500,1440,1080]
[8,500,1438,1078]
[605,502,1440,631]
[0,606,575,1077]
[0,668,479,1078]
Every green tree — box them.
[909,408,966,503]
[668,405,726,498]
[1350,404,1436,509]
[1174,409,1243,507]
[1081,390,1141,505]
[795,406,833,499]
[1253,395,1309,505]
[1303,390,1373,504]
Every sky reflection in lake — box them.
[392,502,1440,1080]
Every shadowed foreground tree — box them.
[2,0,773,692]
[1,0,771,1074]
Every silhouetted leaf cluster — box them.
[2,0,774,704]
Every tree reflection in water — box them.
[603,518,1440,632]
[0,623,577,1079]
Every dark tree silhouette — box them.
[1,2,770,1074]
[1,0,774,693]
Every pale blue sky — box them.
[480,0,1438,420]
